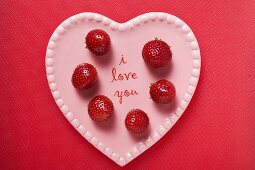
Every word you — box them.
[114,90,138,104]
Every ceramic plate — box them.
[45,12,201,166]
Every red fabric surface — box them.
[1,1,255,169]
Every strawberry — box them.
[150,79,176,104]
[125,109,149,134]
[85,29,111,56]
[88,95,114,122]
[71,63,98,90]
[142,39,172,68]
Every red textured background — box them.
[1,1,255,169]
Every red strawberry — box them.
[71,63,98,90]
[142,39,172,68]
[85,29,111,56]
[150,79,176,104]
[88,95,114,122]
[125,109,149,134]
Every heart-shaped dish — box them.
[46,12,201,166]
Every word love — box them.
[111,68,138,82]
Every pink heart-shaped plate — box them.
[45,12,201,166]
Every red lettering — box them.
[111,68,138,83]
[118,74,124,80]
[119,56,128,65]
[124,90,130,96]
[114,91,123,104]
[114,89,138,104]
[131,73,138,79]
[111,68,118,83]
[124,72,131,80]
[131,90,138,95]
